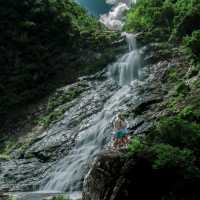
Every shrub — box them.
[0,154,10,161]
[124,0,175,38]
[0,0,116,124]
[183,29,200,59]
[147,116,200,156]
[178,106,200,122]
[128,139,200,186]
[9,196,17,200]
[173,5,200,39]
[37,85,85,128]
[53,195,70,200]
[128,137,146,155]
[47,87,81,112]
[127,115,200,198]
[38,108,66,128]
[175,81,190,95]
[124,0,200,46]
[150,144,194,170]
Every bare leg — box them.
[120,138,124,148]
[113,137,117,149]
[125,135,128,143]
[121,135,128,148]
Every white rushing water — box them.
[41,1,140,198]
[42,84,134,194]
[108,32,141,85]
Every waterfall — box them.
[41,85,133,194]
[108,33,141,86]
[41,33,141,198]
[40,1,141,198]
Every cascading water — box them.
[41,84,134,194]
[108,32,141,86]
[41,0,141,198]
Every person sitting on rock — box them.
[112,113,129,149]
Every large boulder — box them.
[82,150,181,200]
[82,151,125,200]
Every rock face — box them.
[0,41,173,191]
[82,151,151,200]
[82,43,192,200]
[0,158,52,191]
[0,193,9,200]
[0,40,183,194]
[83,149,188,200]
[82,151,125,200]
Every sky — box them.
[76,0,112,16]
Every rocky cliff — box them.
[0,0,200,200]
[82,41,200,200]
[82,0,200,199]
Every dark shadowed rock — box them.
[0,193,9,200]
[83,149,197,200]
[82,151,125,200]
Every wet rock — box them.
[0,193,9,200]
[0,78,119,191]
[128,116,145,132]
[0,159,52,191]
[83,150,182,200]
[133,121,153,135]
[42,197,54,200]
[82,151,125,200]
[132,96,163,116]
[78,69,108,81]
[12,192,68,200]
[0,37,173,192]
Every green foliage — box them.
[128,137,195,170]
[38,108,66,128]
[191,75,200,89]
[125,0,200,46]
[188,66,199,78]
[178,105,200,123]
[47,87,81,112]
[128,137,145,155]
[9,196,17,200]
[150,144,194,170]
[37,84,85,128]
[148,116,200,155]
[172,2,200,40]
[124,0,175,40]
[53,195,70,200]
[124,0,150,32]
[179,106,194,119]
[127,115,200,198]
[167,68,178,81]
[183,29,200,60]
[0,154,11,161]
[0,0,117,124]
[125,0,200,197]
[0,139,16,155]
[175,81,190,95]
[166,95,182,112]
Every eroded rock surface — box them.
[0,42,180,193]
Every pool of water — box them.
[10,191,81,200]
[76,0,112,16]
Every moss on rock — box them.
[38,81,89,128]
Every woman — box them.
[113,113,128,149]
